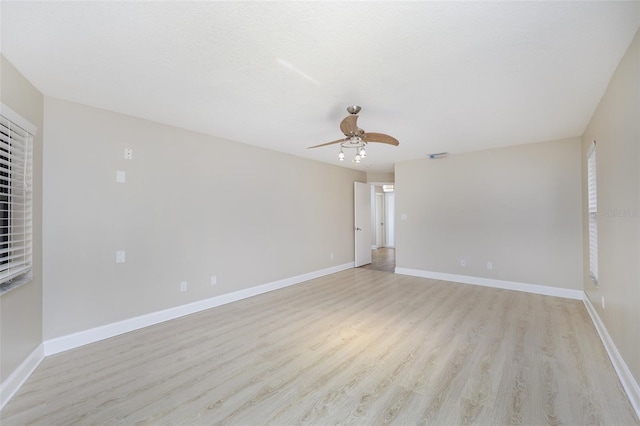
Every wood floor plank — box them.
[1,268,638,425]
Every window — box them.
[587,141,598,285]
[0,103,35,294]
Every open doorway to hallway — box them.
[362,182,395,272]
[371,185,395,249]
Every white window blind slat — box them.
[0,134,28,149]
[0,157,29,168]
[0,152,29,163]
[0,251,32,264]
[0,129,28,144]
[0,233,32,242]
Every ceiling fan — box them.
[308,106,399,163]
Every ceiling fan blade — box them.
[363,132,399,146]
[340,115,360,136]
[307,138,346,149]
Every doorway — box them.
[362,183,395,272]
[372,185,395,250]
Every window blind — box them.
[587,142,598,284]
[0,113,33,288]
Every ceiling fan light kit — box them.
[308,105,399,165]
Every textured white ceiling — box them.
[2,1,639,172]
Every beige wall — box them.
[42,98,365,339]
[0,56,44,382]
[395,138,583,289]
[582,30,640,386]
[366,172,394,183]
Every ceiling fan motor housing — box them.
[346,105,361,115]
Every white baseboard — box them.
[394,268,584,300]
[583,294,640,419]
[44,262,354,356]
[0,343,44,411]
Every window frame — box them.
[0,102,36,295]
[587,140,598,286]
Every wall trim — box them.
[0,343,44,411]
[394,268,584,300]
[583,294,640,419]
[43,262,354,356]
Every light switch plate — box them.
[116,170,126,183]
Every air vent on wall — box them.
[427,152,449,159]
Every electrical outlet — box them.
[124,148,133,160]
[330,253,334,260]
[116,251,125,263]
[486,261,493,270]
[116,170,126,183]
[460,259,466,267]
[180,281,188,292]
[211,275,217,285]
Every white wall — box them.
[395,138,583,290]
[42,98,365,340]
[581,29,640,388]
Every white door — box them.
[354,182,372,267]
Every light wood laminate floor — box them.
[362,248,395,273]
[2,269,638,425]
